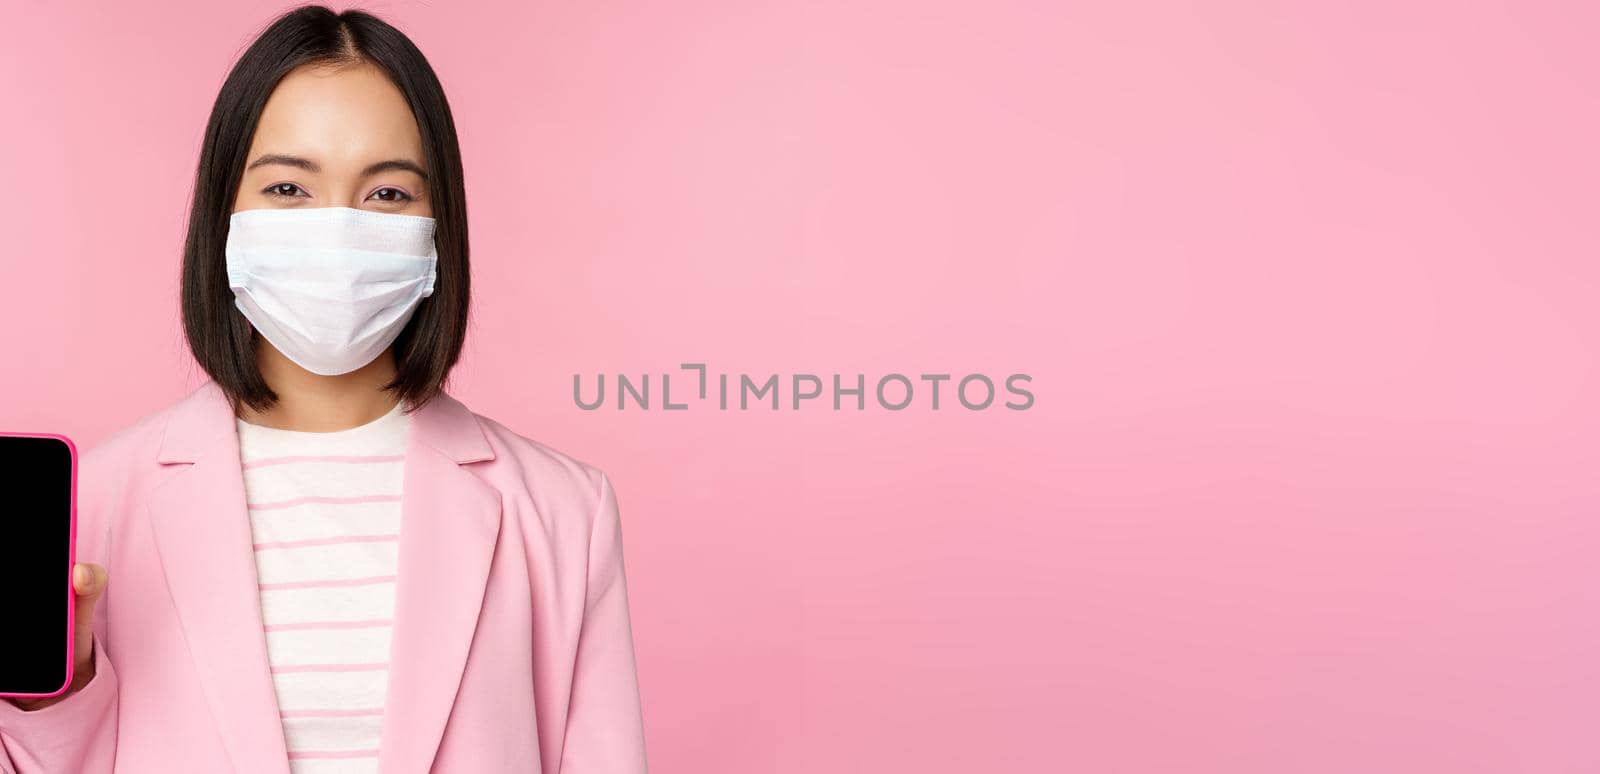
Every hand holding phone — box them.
[6,563,107,711]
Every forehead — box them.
[248,62,422,166]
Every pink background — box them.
[3,1,1598,771]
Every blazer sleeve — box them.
[558,471,648,773]
[0,507,120,773]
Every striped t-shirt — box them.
[236,399,409,773]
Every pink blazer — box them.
[0,381,649,773]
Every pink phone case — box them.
[0,432,78,700]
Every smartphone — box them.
[0,433,78,699]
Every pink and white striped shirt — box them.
[236,400,409,774]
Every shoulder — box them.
[72,392,194,545]
[459,403,615,518]
[78,396,182,491]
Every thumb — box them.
[73,562,107,601]
[72,563,107,668]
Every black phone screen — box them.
[0,435,75,696]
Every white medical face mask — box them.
[224,206,439,376]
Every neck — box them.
[237,344,403,432]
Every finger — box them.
[73,562,107,600]
[72,563,106,667]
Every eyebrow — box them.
[245,154,428,180]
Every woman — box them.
[0,6,648,773]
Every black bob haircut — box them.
[181,5,469,414]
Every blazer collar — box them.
[155,380,495,466]
[146,380,503,774]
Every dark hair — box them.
[181,4,469,413]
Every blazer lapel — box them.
[148,381,293,774]
[148,381,502,774]
[376,388,502,774]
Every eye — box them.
[367,186,414,203]
[263,182,308,199]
